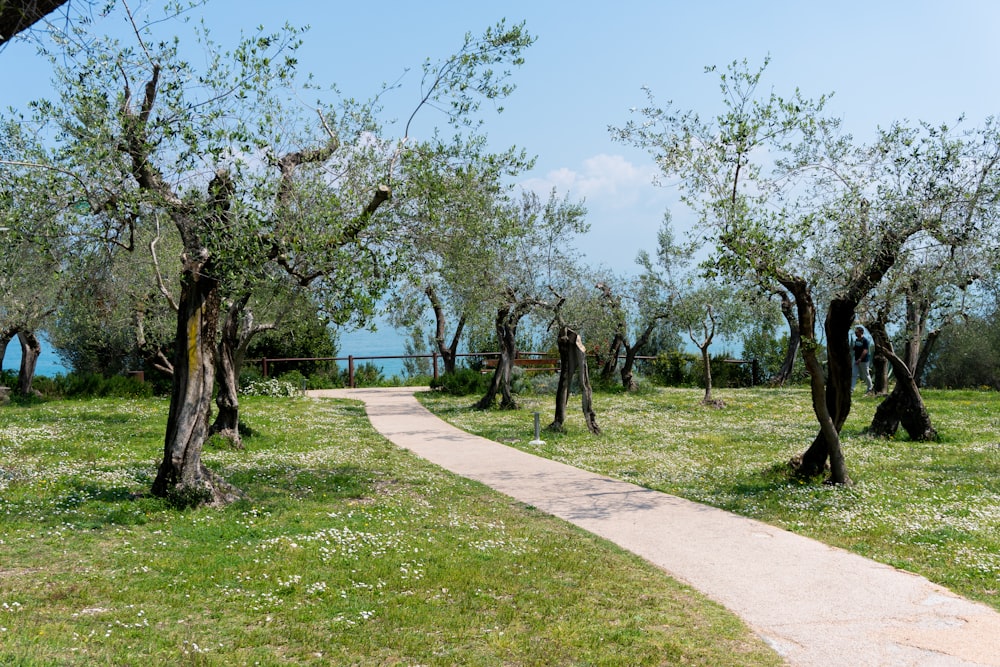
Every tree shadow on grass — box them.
[708,460,827,511]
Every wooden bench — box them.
[482,356,560,373]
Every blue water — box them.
[2,335,68,378]
[336,323,410,378]
[1,324,414,380]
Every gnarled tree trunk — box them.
[476,300,531,410]
[770,288,800,387]
[778,277,852,485]
[867,321,937,441]
[426,285,465,375]
[16,330,40,396]
[152,258,241,505]
[210,293,276,448]
[550,326,600,434]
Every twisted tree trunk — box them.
[476,300,530,410]
[867,321,937,441]
[550,326,600,434]
[151,255,242,505]
[426,285,465,375]
[770,288,800,387]
[210,293,275,448]
[777,276,852,485]
[16,330,40,396]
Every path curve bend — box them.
[309,387,1000,667]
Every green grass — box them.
[420,386,1000,611]
[0,396,781,665]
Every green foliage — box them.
[924,314,1000,389]
[241,377,300,397]
[26,372,154,399]
[650,351,696,386]
[742,328,809,384]
[343,361,386,388]
[275,369,308,391]
[247,310,338,378]
[649,351,757,387]
[430,367,489,396]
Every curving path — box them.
[309,387,1000,667]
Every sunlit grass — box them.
[0,396,781,665]
[421,386,1000,610]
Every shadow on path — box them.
[309,387,1000,667]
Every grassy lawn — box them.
[420,386,1000,612]
[0,395,782,666]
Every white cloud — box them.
[521,153,661,206]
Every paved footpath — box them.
[309,387,1000,667]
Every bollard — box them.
[529,411,545,445]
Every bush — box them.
[650,351,697,386]
[430,368,489,396]
[924,315,1000,389]
[648,351,758,388]
[241,378,300,397]
[343,362,386,388]
[276,370,308,392]
[39,372,154,399]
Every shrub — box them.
[344,362,386,388]
[650,351,697,386]
[241,378,300,397]
[430,368,489,396]
[39,372,154,399]
[276,370,308,392]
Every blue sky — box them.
[5,1,1000,269]
[4,0,1000,368]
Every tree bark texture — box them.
[210,295,250,447]
[476,302,529,410]
[550,326,600,434]
[152,261,241,505]
[16,330,39,395]
[771,288,800,387]
[871,352,889,395]
[793,298,854,483]
[867,321,937,441]
[426,285,464,375]
[776,276,852,484]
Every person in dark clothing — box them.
[851,325,873,394]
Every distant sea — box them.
[1,323,421,381]
[336,323,410,378]
[2,334,68,378]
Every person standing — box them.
[851,325,873,394]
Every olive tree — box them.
[612,60,904,483]
[16,4,533,504]
[618,60,1000,483]
[474,188,588,410]
[388,136,532,376]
